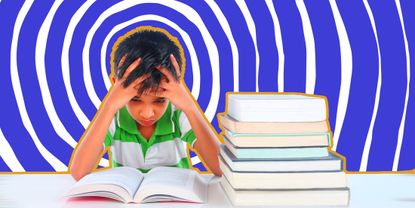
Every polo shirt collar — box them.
[118,102,174,136]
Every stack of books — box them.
[217,93,350,206]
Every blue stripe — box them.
[17,0,74,167]
[0,0,60,171]
[396,0,415,171]
[366,0,407,171]
[0,155,12,172]
[86,1,119,102]
[335,1,379,171]
[189,151,196,158]
[216,0,256,92]
[304,0,341,132]
[68,1,116,121]
[246,0,278,92]
[273,0,306,92]
[45,0,87,159]
[0,125,54,171]
[97,152,109,168]
[193,161,207,172]
[0,13,54,170]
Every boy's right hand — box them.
[104,58,147,112]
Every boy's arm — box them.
[182,105,222,176]
[157,54,222,176]
[68,103,117,181]
[69,58,145,181]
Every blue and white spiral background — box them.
[0,0,414,172]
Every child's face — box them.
[126,91,169,127]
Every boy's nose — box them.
[139,105,155,119]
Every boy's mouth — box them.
[139,119,156,126]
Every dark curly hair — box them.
[111,26,184,95]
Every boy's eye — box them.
[155,99,166,104]
[131,97,140,102]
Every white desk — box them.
[0,173,415,207]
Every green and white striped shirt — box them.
[103,102,197,173]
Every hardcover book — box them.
[227,94,327,122]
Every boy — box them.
[69,26,222,181]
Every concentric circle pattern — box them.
[0,0,414,172]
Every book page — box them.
[67,167,144,202]
[133,167,208,203]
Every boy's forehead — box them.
[136,90,165,99]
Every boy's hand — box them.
[156,54,195,112]
[105,58,148,112]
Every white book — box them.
[227,93,327,122]
[218,114,329,134]
[220,145,343,172]
[220,176,350,206]
[65,166,209,204]
[220,159,347,189]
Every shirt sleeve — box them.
[178,110,197,148]
[103,117,116,149]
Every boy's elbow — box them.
[212,168,223,177]
[69,163,90,181]
[211,159,223,177]
[70,168,86,181]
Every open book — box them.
[65,166,209,204]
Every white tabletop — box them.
[0,173,415,208]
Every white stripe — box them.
[191,156,201,166]
[111,140,145,168]
[191,138,198,148]
[360,0,382,172]
[328,0,353,151]
[393,0,411,171]
[11,0,67,171]
[265,0,285,92]
[100,15,201,100]
[83,23,105,109]
[296,0,316,94]
[179,111,192,136]
[235,0,260,92]
[35,0,79,148]
[117,110,121,127]
[0,129,25,172]
[171,104,175,131]
[61,1,94,129]
[108,118,116,137]
[112,139,186,169]
[205,0,240,92]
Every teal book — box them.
[220,145,343,172]
[224,136,329,159]
[224,128,331,148]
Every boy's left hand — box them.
[156,54,195,112]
